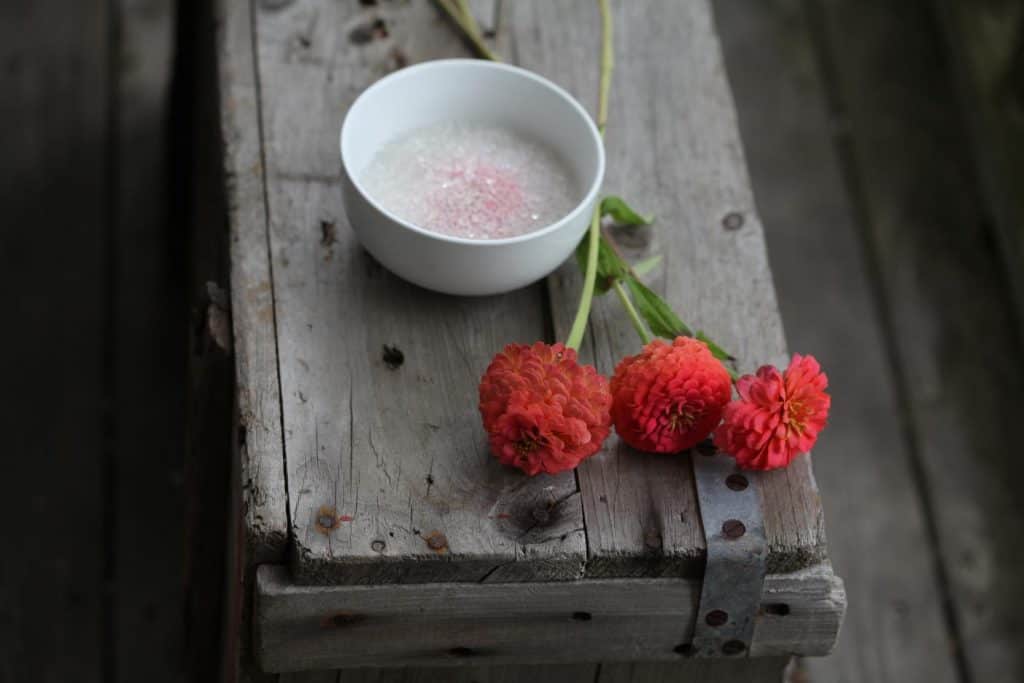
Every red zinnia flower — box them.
[479,342,612,476]
[713,354,830,470]
[610,337,732,453]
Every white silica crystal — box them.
[359,122,580,240]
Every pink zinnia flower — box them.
[610,337,732,453]
[713,354,831,470]
[479,342,612,475]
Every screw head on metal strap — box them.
[688,445,767,657]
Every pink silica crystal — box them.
[360,122,580,240]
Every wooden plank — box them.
[222,0,290,569]
[251,0,586,584]
[286,660,790,683]
[809,0,1024,680]
[597,658,790,683]
[254,564,843,672]
[0,1,110,681]
[712,1,963,681]
[215,0,291,680]
[508,0,826,575]
[934,0,1024,342]
[113,0,183,680]
[335,664,598,682]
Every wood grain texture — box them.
[597,658,790,683]
[114,0,184,680]
[713,1,962,681]
[222,0,290,567]
[251,0,586,585]
[255,564,843,672]
[285,660,789,683]
[216,0,289,680]
[934,0,1024,342]
[811,0,1024,680]
[505,0,827,575]
[0,1,110,680]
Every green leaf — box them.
[575,233,631,295]
[625,277,694,339]
[696,330,735,362]
[601,196,654,226]
[632,254,662,277]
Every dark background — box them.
[1,0,1022,681]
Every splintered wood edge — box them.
[217,0,289,564]
[254,563,845,671]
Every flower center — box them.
[515,435,539,455]
[781,397,807,435]
[666,406,696,432]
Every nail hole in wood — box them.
[763,603,791,616]
[382,344,404,369]
[572,611,592,621]
[725,473,749,491]
[705,609,728,626]
[673,643,696,657]
[721,519,746,539]
[722,212,744,230]
[448,647,476,657]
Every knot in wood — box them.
[314,505,340,533]
[531,506,551,525]
[722,212,745,231]
[425,531,448,552]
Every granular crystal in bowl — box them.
[340,59,605,296]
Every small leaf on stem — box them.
[575,234,630,295]
[632,254,662,277]
[625,277,694,339]
[601,196,654,225]
[696,330,736,362]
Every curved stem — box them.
[565,0,614,351]
[437,0,501,61]
[596,0,612,134]
[613,280,652,345]
[566,207,602,351]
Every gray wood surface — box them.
[935,0,1024,342]
[252,0,585,585]
[240,0,828,585]
[283,659,790,683]
[713,1,963,681]
[525,0,827,575]
[811,0,1024,681]
[217,1,290,680]
[114,1,184,680]
[597,658,790,683]
[0,1,110,680]
[222,0,290,567]
[255,564,842,672]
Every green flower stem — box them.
[613,279,652,345]
[439,0,613,352]
[565,0,613,351]
[565,206,603,351]
[437,0,502,61]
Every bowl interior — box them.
[341,60,603,238]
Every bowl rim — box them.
[339,58,606,247]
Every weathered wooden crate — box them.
[213,1,846,681]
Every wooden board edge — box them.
[253,563,843,672]
[215,0,290,561]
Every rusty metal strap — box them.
[689,449,767,657]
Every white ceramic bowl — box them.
[340,59,605,296]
